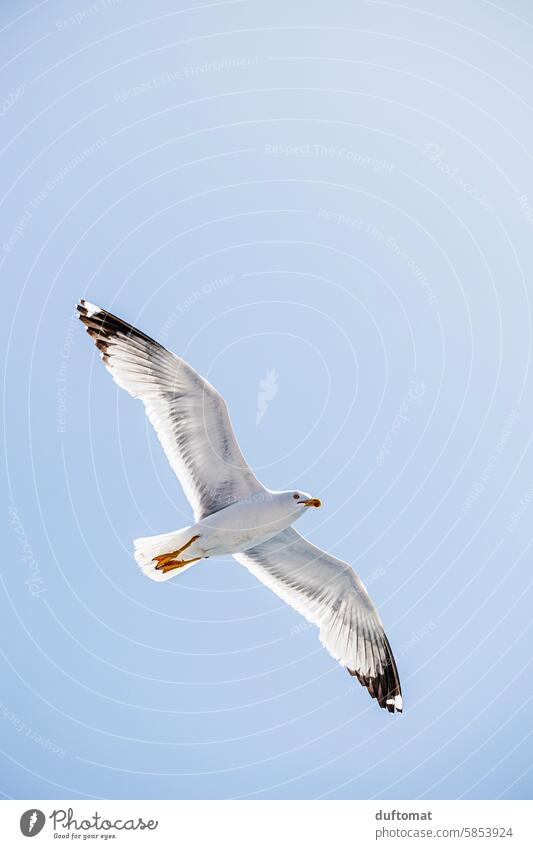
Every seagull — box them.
[78,300,403,713]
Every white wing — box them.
[234,528,402,712]
[78,300,265,520]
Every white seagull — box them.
[78,300,402,713]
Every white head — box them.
[275,489,322,516]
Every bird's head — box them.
[283,490,322,511]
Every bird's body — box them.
[134,490,317,578]
[78,299,403,713]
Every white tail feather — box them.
[133,528,200,582]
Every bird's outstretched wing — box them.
[77,300,265,520]
[234,528,402,712]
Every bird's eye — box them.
[293,493,299,500]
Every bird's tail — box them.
[133,527,201,582]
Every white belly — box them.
[190,496,294,557]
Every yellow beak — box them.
[303,498,322,508]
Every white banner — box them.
[0,800,531,848]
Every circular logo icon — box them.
[20,809,46,837]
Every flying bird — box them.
[77,300,402,713]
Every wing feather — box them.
[234,528,402,712]
[78,300,265,519]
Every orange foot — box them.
[156,556,202,575]
[152,534,201,569]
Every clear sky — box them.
[1,0,533,800]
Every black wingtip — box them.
[77,298,103,325]
[349,667,403,713]
[348,634,403,714]
[76,299,162,350]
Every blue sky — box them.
[1,0,533,799]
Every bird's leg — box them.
[158,556,203,574]
[152,534,201,568]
